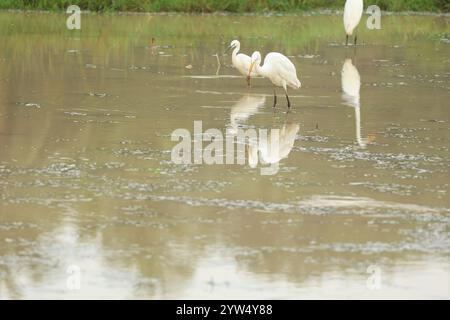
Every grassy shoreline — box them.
[2,9,449,17]
[0,0,448,13]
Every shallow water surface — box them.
[0,12,449,299]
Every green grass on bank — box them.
[0,0,448,13]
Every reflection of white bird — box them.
[248,51,301,110]
[344,0,364,46]
[230,95,266,134]
[341,58,368,148]
[227,40,258,86]
[342,58,361,104]
[248,123,300,167]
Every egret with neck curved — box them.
[228,40,258,86]
[248,51,301,110]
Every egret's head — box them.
[251,51,262,64]
[227,40,240,52]
[248,51,262,76]
[246,51,261,86]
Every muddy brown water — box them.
[0,12,449,299]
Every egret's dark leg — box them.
[346,35,349,46]
[286,93,291,110]
[273,89,277,109]
[354,33,358,46]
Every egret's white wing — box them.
[265,53,301,89]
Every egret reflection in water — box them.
[229,94,266,134]
[227,94,298,172]
[341,58,369,148]
[248,123,300,170]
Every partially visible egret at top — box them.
[248,51,301,110]
[341,58,368,148]
[227,40,258,86]
[344,0,364,46]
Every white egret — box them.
[227,40,258,86]
[343,0,364,46]
[248,51,301,110]
[341,58,368,148]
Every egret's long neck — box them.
[254,61,267,78]
[232,46,240,60]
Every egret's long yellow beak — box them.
[246,61,256,87]
[248,61,256,77]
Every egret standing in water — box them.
[227,40,258,86]
[344,0,364,46]
[248,51,301,110]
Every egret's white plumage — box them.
[249,51,301,109]
[344,0,364,45]
[341,58,368,148]
[229,40,258,80]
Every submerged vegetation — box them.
[0,0,449,13]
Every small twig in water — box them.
[214,53,221,76]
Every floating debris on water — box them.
[64,111,87,116]
[88,92,107,98]
[16,102,41,108]
[298,54,319,59]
